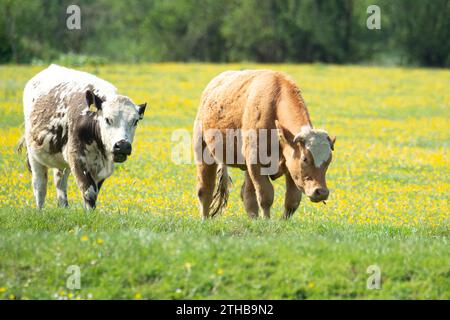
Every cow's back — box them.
[24,65,117,116]
[197,70,282,131]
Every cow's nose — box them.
[313,188,329,199]
[113,140,132,155]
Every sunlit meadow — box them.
[0,64,449,299]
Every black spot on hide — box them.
[76,112,105,155]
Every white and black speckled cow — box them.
[23,64,146,209]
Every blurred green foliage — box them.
[0,0,448,66]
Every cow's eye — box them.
[132,119,139,127]
[302,156,307,163]
[105,118,112,125]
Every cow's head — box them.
[86,90,146,163]
[276,121,335,202]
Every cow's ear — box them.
[275,120,288,146]
[328,135,336,151]
[293,133,306,148]
[137,103,146,120]
[86,90,103,112]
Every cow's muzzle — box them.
[113,139,132,163]
[308,187,329,202]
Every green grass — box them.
[0,208,448,300]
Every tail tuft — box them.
[16,135,31,172]
[210,164,232,217]
[16,136,26,154]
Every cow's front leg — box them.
[29,157,48,209]
[78,171,98,210]
[53,168,70,207]
[68,156,98,209]
[240,171,259,219]
[283,172,302,219]
[248,164,274,219]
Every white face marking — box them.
[298,126,332,168]
[97,95,141,153]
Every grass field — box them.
[0,63,448,299]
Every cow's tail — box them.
[16,135,31,172]
[16,135,26,154]
[210,164,232,217]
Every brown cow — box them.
[194,70,335,219]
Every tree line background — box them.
[0,0,449,67]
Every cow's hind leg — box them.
[54,168,70,207]
[29,158,48,209]
[240,171,259,219]
[248,165,274,219]
[283,172,302,219]
[196,162,217,220]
